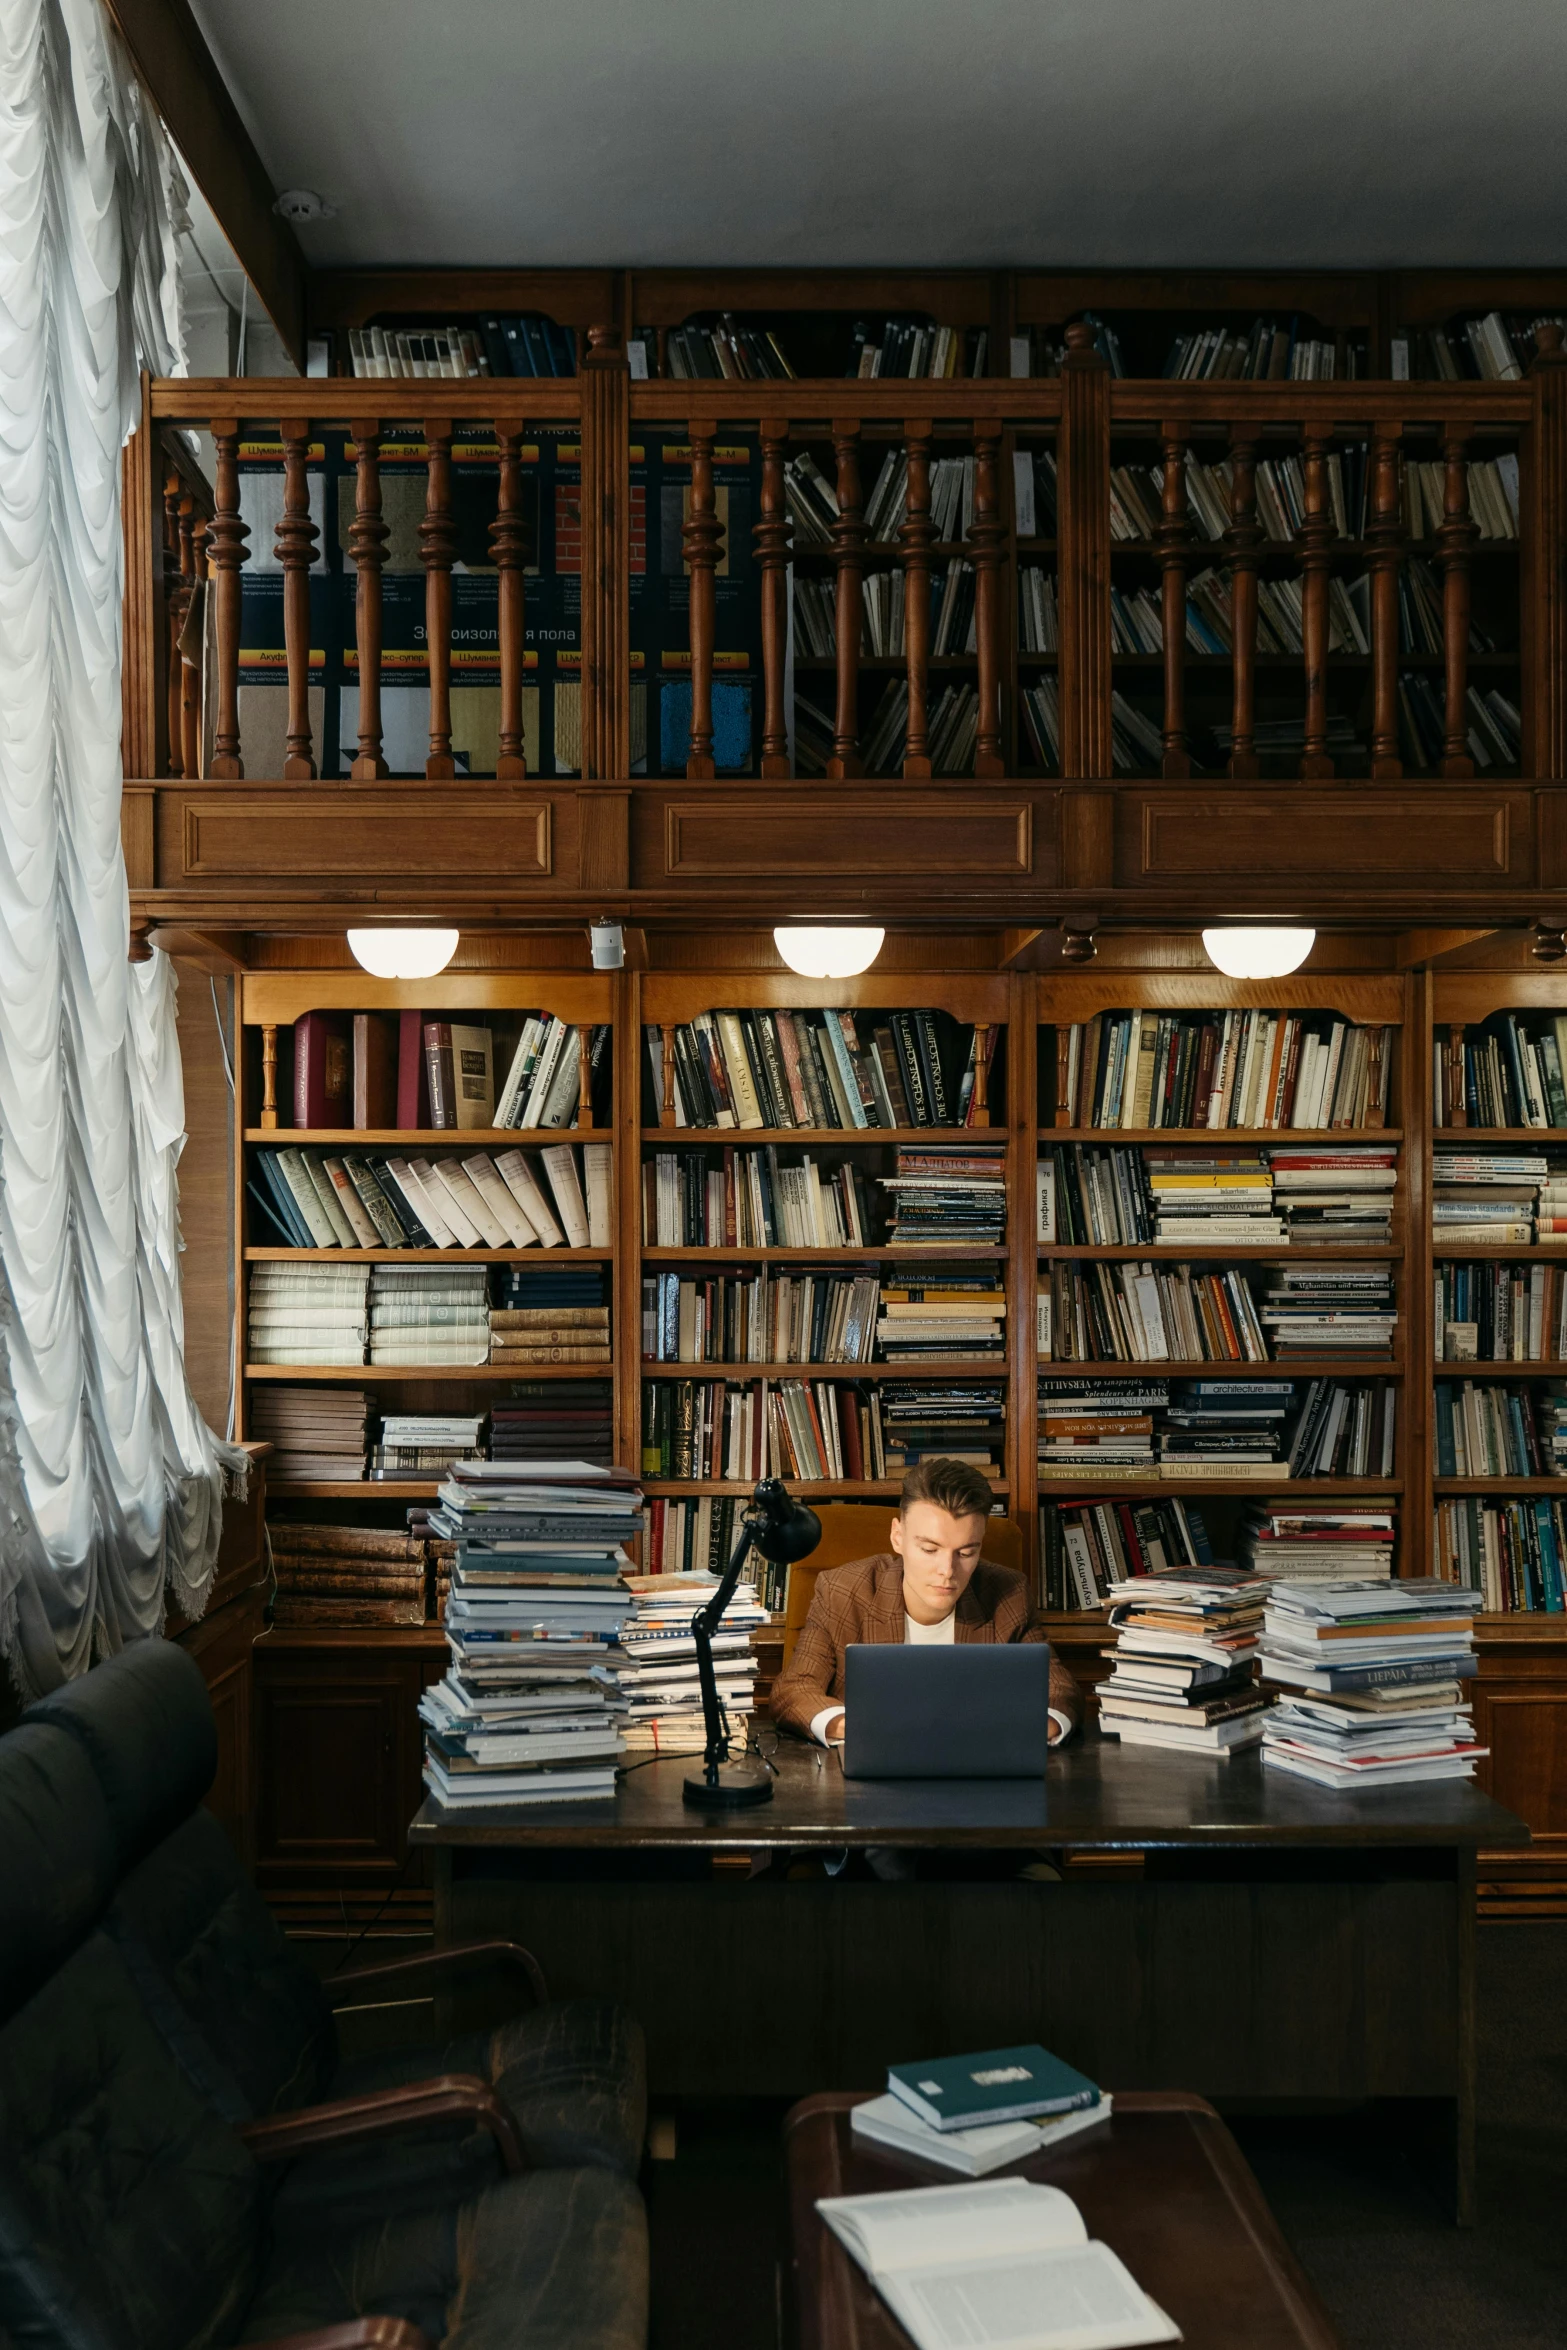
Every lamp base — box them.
[682,1759,775,1809]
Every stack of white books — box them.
[1259,1578,1485,1789]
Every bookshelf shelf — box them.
[244,1247,614,1263]
[1434,1478,1567,1495]
[1038,1244,1401,1261]
[644,1245,1010,1263]
[1041,1128,1404,1144]
[246,1363,613,1381]
[1433,1129,1567,1141]
[1040,1358,1406,1377]
[640,1128,984,1145]
[641,1360,1005,1378]
[243,1128,598,1147]
[272,1481,441,1499]
[1433,1362,1567,1376]
[641,1479,1008,1498]
[1036,1477,1402,1498]
[1432,1245,1567,1260]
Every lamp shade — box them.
[346,929,460,979]
[1201,927,1315,980]
[773,926,884,978]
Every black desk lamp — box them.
[683,1476,821,1809]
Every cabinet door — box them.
[1473,1674,1567,1867]
[253,1644,430,1892]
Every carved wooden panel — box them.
[659,795,1040,879]
[1126,793,1529,884]
[253,1639,438,1888]
[1473,1679,1567,1856]
[174,792,553,880]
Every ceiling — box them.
[188,0,1567,276]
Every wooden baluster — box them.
[489,425,529,777]
[1055,1028,1073,1130]
[1297,424,1334,778]
[1367,422,1404,776]
[576,1025,594,1130]
[276,423,318,778]
[1157,425,1191,776]
[900,420,934,775]
[660,1024,678,1129]
[755,415,791,777]
[260,1025,279,1129]
[970,1022,991,1128]
[348,418,389,777]
[972,429,1005,775]
[683,417,722,777]
[1439,425,1478,775]
[421,417,457,777]
[1223,428,1260,778]
[828,421,866,776]
[163,472,185,776]
[1446,1025,1468,1127]
[179,506,204,782]
[206,419,246,777]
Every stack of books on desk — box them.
[1098,1569,1270,1754]
[1256,1264,1398,1357]
[1260,1580,1485,1788]
[1145,1154,1284,1246]
[614,1571,765,1754]
[880,1145,1006,1247]
[421,1461,643,1806]
[1272,1145,1397,1244]
[1432,1151,1550,1246]
[849,2041,1111,2178]
[1239,1506,1396,1583]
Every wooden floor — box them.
[643,1921,1567,2350]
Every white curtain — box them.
[0,0,243,1695]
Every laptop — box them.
[840,1644,1054,1780]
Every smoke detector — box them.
[274,188,335,224]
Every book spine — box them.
[424,1022,456,1129]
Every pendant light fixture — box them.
[772,927,885,978]
[1201,927,1316,980]
[346,928,460,979]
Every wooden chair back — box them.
[779,1506,1025,1669]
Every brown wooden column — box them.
[1525,322,1567,777]
[347,418,389,777]
[1439,424,1477,776]
[1156,424,1191,776]
[490,424,529,777]
[207,418,246,778]
[1297,423,1335,778]
[1223,427,1260,779]
[276,424,318,778]
[179,506,204,783]
[900,419,935,776]
[1367,421,1405,777]
[828,420,866,777]
[580,325,631,779]
[972,428,1005,775]
[683,416,722,777]
[420,417,456,777]
[755,414,791,777]
[1057,322,1112,777]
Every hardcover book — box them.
[887,2043,1101,2132]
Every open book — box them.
[817,2178,1180,2350]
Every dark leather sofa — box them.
[0,1641,649,2350]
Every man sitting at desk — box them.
[772,1458,1080,1748]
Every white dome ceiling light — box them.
[346,928,460,979]
[772,927,885,979]
[1201,927,1316,980]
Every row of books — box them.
[642,1149,873,1249]
[796,680,982,779]
[247,1262,611,1368]
[1432,1150,1567,1244]
[1108,450,1518,544]
[1433,1379,1567,1479]
[885,1146,1007,1247]
[1434,1497,1567,1612]
[1039,1498,1395,1606]
[1042,1144,1396,1246]
[1038,1375,1394,1482]
[347,313,579,380]
[645,1005,985,1131]
[661,315,794,380]
[1401,678,1522,773]
[639,1377,890,1482]
[1116,563,1501,666]
[783,450,977,550]
[848,320,985,379]
[1099,1572,1268,1756]
[1038,1254,1395,1364]
[1438,1018,1567,1130]
[252,1140,610,1254]
[791,561,978,661]
[1260,1581,1482,1790]
[1391,311,1563,383]
[1050,1011,1394,1132]
[1434,1261,1567,1362]
[267,1521,440,1627]
[1018,568,1059,654]
[638,1271,1005,1364]
[1162,319,1358,381]
[287,1006,606,1132]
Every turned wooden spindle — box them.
[1055,1028,1074,1129]
[346,419,389,777]
[206,420,246,777]
[899,420,935,776]
[1446,1025,1468,1126]
[1223,429,1261,779]
[828,421,867,777]
[755,416,791,777]
[970,1022,991,1128]
[179,504,204,783]
[660,1024,678,1128]
[163,472,186,777]
[260,1024,279,1129]
[1438,426,1478,776]
[1367,422,1405,777]
[1157,425,1192,777]
[1297,426,1335,778]
[421,418,457,778]
[576,1024,594,1129]
[682,418,723,777]
[276,423,318,778]
[489,425,529,778]
[971,430,1006,775]
[1364,1027,1386,1130]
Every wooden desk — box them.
[783,2091,1342,2350]
[410,1734,1527,2220]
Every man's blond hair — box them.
[898,1457,994,1522]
